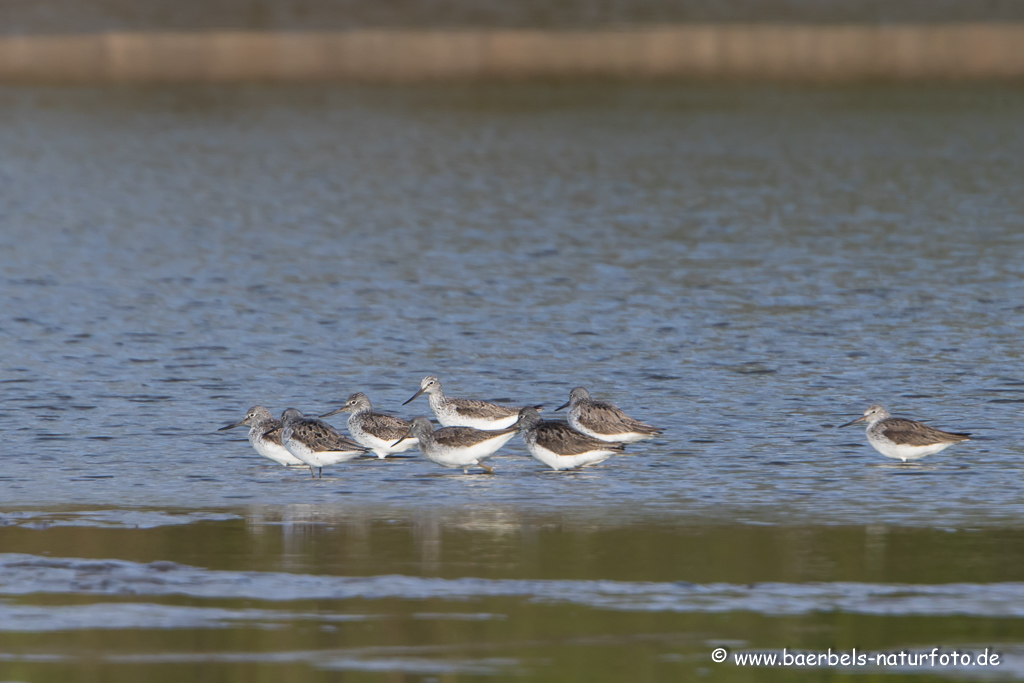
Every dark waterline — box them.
[4,0,1024,33]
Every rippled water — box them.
[1,85,1024,680]
[4,0,1024,32]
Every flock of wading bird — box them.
[220,376,973,477]
[219,376,663,477]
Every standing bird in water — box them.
[395,416,517,474]
[517,407,625,471]
[276,408,368,477]
[218,405,306,467]
[320,392,418,458]
[839,404,970,462]
[556,387,662,443]
[403,376,538,430]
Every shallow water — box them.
[1,85,1024,680]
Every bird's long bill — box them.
[402,388,426,406]
[554,401,570,412]
[218,420,245,431]
[837,415,868,428]
[391,429,413,447]
[318,407,344,418]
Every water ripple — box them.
[3,553,1024,618]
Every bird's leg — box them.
[318,467,323,478]
[309,465,315,478]
[479,464,495,475]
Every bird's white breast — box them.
[283,435,363,467]
[248,430,306,466]
[355,430,418,459]
[868,437,955,461]
[424,432,515,467]
[526,442,615,470]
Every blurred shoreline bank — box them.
[1,25,1023,83]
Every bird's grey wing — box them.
[881,418,970,445]
[296,420,365,452]
[584,401,661,435]
[363,413,412,441]
[263,425,285,446]
[451,398,518,420]
[433,425,513,448]
[432,426,487,448]
[536,422,626,455]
